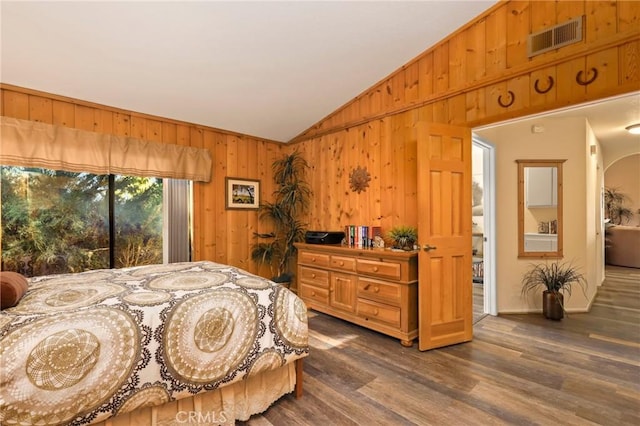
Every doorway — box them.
[472,91,639,316]
[472,136,497,319]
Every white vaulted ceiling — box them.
[1,1,638,155]
[1,0,496,142]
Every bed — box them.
[0,261,309,425]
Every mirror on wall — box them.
[516,159,566,258]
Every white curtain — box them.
[163,179,192,263]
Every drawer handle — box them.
[339,261,344,266]
[373,309,379,316]
[311,257,316,262]
[311,273,316,278]
[374,286,380,293]
[364,284,371,290]
[373,266,379,272]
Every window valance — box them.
[0,117,212,182]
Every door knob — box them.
[422,244,437,252]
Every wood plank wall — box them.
[1,1,638,287]
[289,0,640,240]
[292,115,418,237]
[293,1,639,141]
[0,85,284,276]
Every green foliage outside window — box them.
[1,167,162,277]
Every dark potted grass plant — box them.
[521,261,587,320]
[387,225,418,251]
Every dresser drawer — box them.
[299,250,330,268]
[357,277,401,305]
[298,266,329,288]
[300,283,329,305]
[356,258,401,280]
[330,255,356,272]
[357,299,400,327]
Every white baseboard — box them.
[497,307,589,315]
[497,308,539,315]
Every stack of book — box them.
[344,225,382,248]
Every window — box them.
[1,166,188,277]
[112,174,163,269]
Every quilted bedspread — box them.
[0,261,309,425]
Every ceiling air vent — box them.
[527,16,583,57]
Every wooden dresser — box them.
[294,243,418,346]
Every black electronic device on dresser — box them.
[304,231,345,245]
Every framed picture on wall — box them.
[225,177,260,210]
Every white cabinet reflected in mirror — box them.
[517,160,566,258]
[525,167,557,208]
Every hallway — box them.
[582,265,640,341]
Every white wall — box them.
[475,116,601,313]
[585,123,605,293]
[603,139,640,171]
[472,144,484,256]
[605,154,640,226]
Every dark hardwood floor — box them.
[473,282,485,324]
[241,266,640,426]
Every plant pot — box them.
[542,291,563,320]
[272,274,292,289]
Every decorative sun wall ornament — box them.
[349,166,371,194]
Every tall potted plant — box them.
[251,150,311,287]
[521,261,587,320]
[604,187,634,225]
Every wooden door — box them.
[417,122,473,351]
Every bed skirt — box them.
[100,362,296,426]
